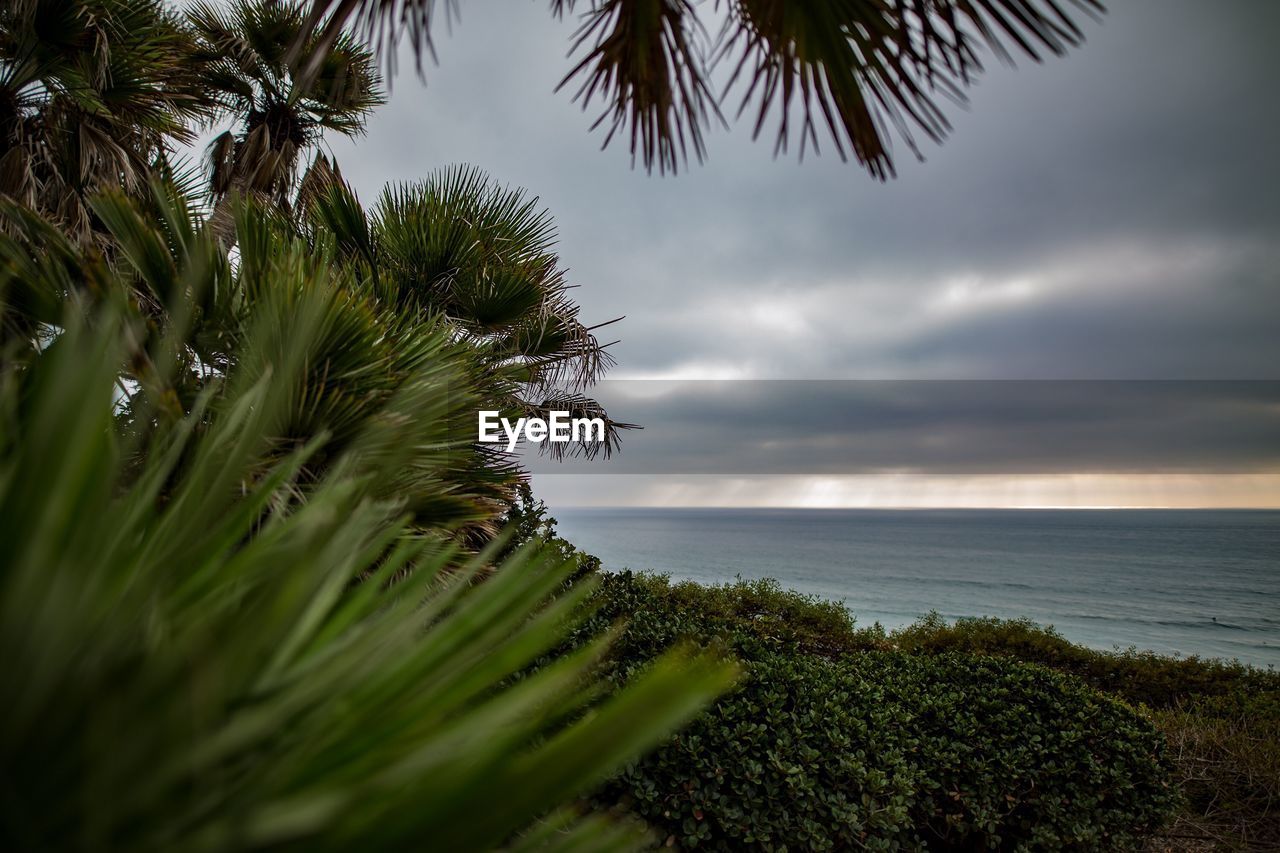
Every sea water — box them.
[553,508,1280,668]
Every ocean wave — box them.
[1043,612,1263,632]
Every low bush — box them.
[601,651,921,850]
[867,653,1175,850]
[571,573,888,664]
[890,614,1280,849]
[572,573,1177,850]
[891,614,1280,709]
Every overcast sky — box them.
[320,0,1280,507]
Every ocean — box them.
[553,508,1280,669]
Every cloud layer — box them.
[315,0,1280,504]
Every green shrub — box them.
[602,651,920,850]
[891,614,1280,709]
[881,613,1280,850]
[572,573,1177,850]
[866,653,1175,850]
[571,572,888,664]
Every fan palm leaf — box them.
[370,165,633,456]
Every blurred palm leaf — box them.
[0,289,736,851]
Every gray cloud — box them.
[325,0,1279,384]
[521,380,1280,476]
[311,0,1280,505]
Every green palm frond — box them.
[374,166,600,357]
[371,165,635,464]
[0,294,737,851]
[0,199,86,351]
[0,181,515,533]
[506,303,621,392]
[303,0,1102,176]
[302,171,380,274]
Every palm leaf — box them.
[302,0,1103,176]
[0,286,736,852]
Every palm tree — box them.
[0,0,205,239]
[2,162,627,541]
[190,0,383,227]
[303,163,637,462]
[301,0,1103,177]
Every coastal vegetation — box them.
[2,2,732,846]
[506,491,1277,851]
[0,304,736,850]
[894,614,1280,849]
[562,572,1177,850]
[546,559,1278,849]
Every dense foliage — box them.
[553,573,1177,850]
[0,2,732,848]
[892,614,1280,848]
[0,233,737,850]
[893,614,1280,710]
[5,1,1205,850]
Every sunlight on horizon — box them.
[533,473,1280,510]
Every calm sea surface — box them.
[553,509,1280,668]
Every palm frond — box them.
[374,165,623,393]
[558,0,721,175]
[300,0,460,79]
[303,0,1103,176]
[0,0,213,237]
[717,0,1103,177]
[0,295,736,851]
[302,169,382,273]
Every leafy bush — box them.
[885,614,1280,848]
[603,651,920,851]
[867,653,1174,850]
[499,481,602,579]
[570,573,1176,850]
[891,614,1280,709]
[572,573,888,664]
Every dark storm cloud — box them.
[521,380,1280,476]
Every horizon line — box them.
[551,504,1280,511]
